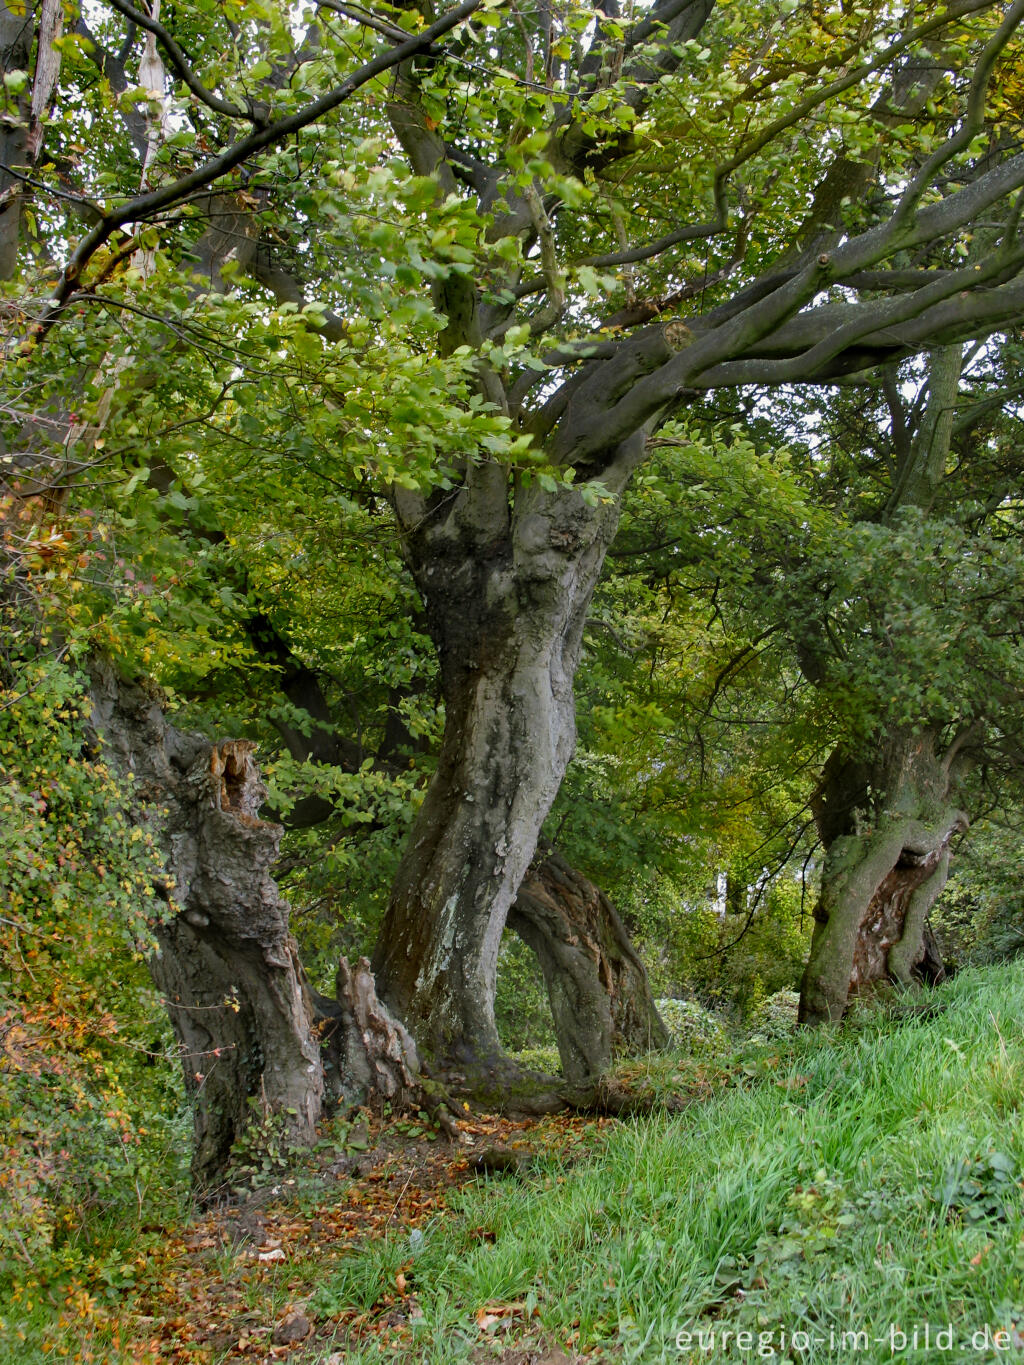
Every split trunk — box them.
[799,730,967,1024]
[373,450,645,1073]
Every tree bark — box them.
[372,458,640,1073]
[86,658,450,1188]
[87,658,323,1188]
[315,957,423,1112]
[799,730,967,1024]
[508,847,668,1083]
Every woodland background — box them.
[4,0,1024,1358]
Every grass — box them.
[319,963,1024,1363]
[6,963,1024,1363]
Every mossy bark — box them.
[799,731,966,1024]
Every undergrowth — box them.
[8,961,1024,1362]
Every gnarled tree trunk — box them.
[87,659,442,1188]
[799,729,968,1024]
[88,660,323,1187]
[315,957,422,1112]
[509,846,668,1083]
[373,454,642,1073]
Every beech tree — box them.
[609,351,1024,1023]
[641,344,1024,1023]
[786,343,1024,1020]
[361,0,1024,1069]
[7,0,1024,1097]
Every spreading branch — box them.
[18,0,482,352]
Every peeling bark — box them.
[0,0,63,279]
[509,847,668,1082]
[799,731,966,1024]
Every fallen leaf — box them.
[272,1310,312,1344]
[777,1074,810,1091]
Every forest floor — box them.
[127,1108,621,1365]
[9,962,1024,1365]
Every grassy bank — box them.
[327,964,1024,1363]
[6,963,1024,1363]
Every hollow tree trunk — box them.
[87,659,323,1187]
[87,659,444,1187]
[799,730,968,1024]
[508,846,668,1083]
[373,456,639,1073]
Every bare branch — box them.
[578,219,727,269]
[247,252,350,344]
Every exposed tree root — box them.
[441,1053,568,1118]
[561,1077,692,1117]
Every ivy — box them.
[0,615,183,1286]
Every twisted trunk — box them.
[799,730,967,1024]
[87,660,323,1187]
[373,456,639,1072]
[509,847,668,1083]
[87,660,442,1188]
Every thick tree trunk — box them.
[508,847,668,1083]
[87,660,323,1188]
[799,731,967,1024]
[373,460,638,1072]
[86,660,449,1187]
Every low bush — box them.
[655,997,728,1053]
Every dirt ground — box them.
[126,1111,615,1364]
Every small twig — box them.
[383,1171,414,1230]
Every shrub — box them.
[747,988,801,1041]
[511,1045,562,1076]
[655,997,728,1054]
[0,653,185,1286]
[495,931,558,1052]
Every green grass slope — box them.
[327,963,1024,1363]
